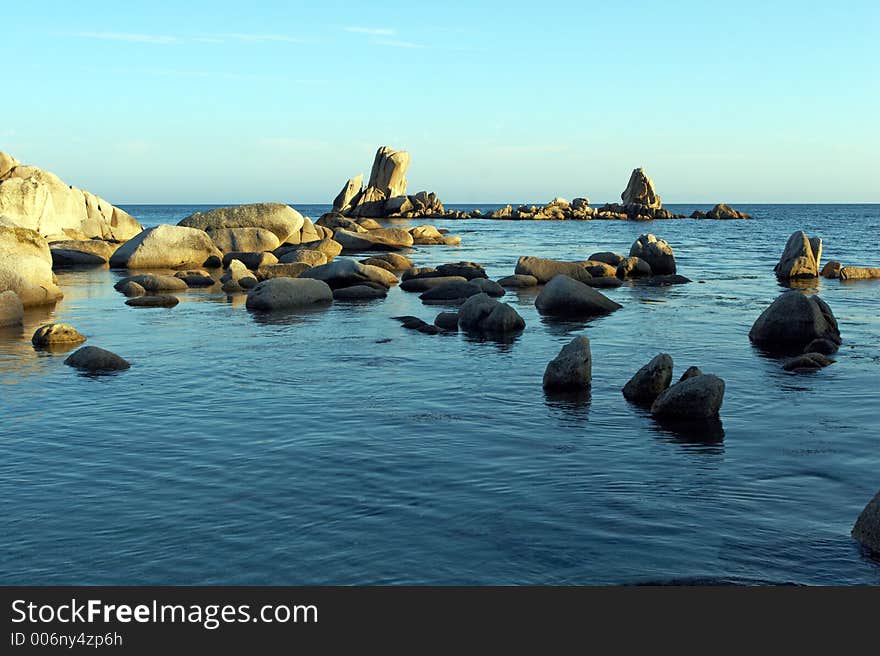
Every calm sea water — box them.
[1,204,879,585]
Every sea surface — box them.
[2,204,879,585]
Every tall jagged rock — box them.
[0,153,142,241]
[621,167,662,209]
[332,174,364,213]
[774,231,822,279]
[367,146,410,198]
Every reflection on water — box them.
[651,416,726,447]
[1,203,879,585]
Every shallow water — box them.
[2,204,879,585]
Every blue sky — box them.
[2,1,877,203]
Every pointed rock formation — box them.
[332,174,364,213]
[621,167,662,209]
[774,231,822,279]
[368,146,410,198]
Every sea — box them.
[1,203,879,585]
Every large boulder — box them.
[245,278,333,311]
[535,275,622,317]
[220,259,258,292]
[622,353,673,404]
[458,293,525,335]
[50,239,119,267]
[543,336,592,390]
[334,228,413,251]
[349,186,388,218]
[208,227,281,253]
[853,490,880,553]
[178,203,303,243]
[126,294,180,308]
[705,203,750,220]
[276,238,342,261]
[436,262,487,280]
[114,273,188,293]
[514,256,592,284]
[0,290,24,327]
[0,225,64,306]
[300,258,398,289]
[774,231,822,279]
[621,167,661,209]
[0,154,143,240]
[332,174,364,213]
[749,290,841,352]
[367,146,410,199]
[840,266,880,281]
[64,346,130,372]
[651,374,725,419]
[400,275,468,292]
[32,323,87,347]
[419,281,482,303]
[629,234,675,275]
[109,225,222,269]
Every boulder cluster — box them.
[621,353,725,421]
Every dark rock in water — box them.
[774,231,822,280]
[333,285,387,300]
[645,274,692,286]
[64,346,130,372]
[820,261,841,279]
[400,275,467,292]
[584,276,624,288]
[435,262,487,280]
[629,234,676,275]
[804,338,839,355]
[588,252,625,266]
[616,256,652,279]
[458,293,525,335]
[434,312,459,331]
[417,323,441,335]
[535,275,622,317]
[468,278,505,296]
[359,257,396,272]
[581,260,618,278]
[114,273,187,293]
[782,352,835,371]
[175,270,216,287]
[419,281,482,302]
[126,295,180,308]
[749,290,841,352]
[622,353,673,404]
[515,256,592,284]
[392,315,430,330]
[853,490,880,553]
[651,374,725,419]
[401,266,438,281]
[245,278,333,310]
[497,274,538,288]
[543,336,592,390]
[116,281,145,297]
[840,266,880,281]
[678,366,703,382]
[300,258,397,289]
[221,251,278,270]
[254,263,312,281]
[705,204,750,220]
[690,210,707,219]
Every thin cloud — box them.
[344,26,396,36]
[373,39,423,49]
[76,32,178,44]
[214,33,308,43]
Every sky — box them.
[1,1,878,204]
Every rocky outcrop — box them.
[840,266,880,281]
[0,153,142,241]
[360,253,413,271]
[457,293,525,335]
[774,231,822,279]
[853,490,880,553]
[32,323,87,347]
[543,336,592,390]
[300,259,398,290]
[629,234,676,275]
[64,346,130,372]
[368,146,410,199]
[109,225,222,269]
[514,256,592,284]
[332,174,364,213]
[749,290,841,352]
[245,278,333,311]
[0,225,64,306]
[651,374,725,419]
[699,204,751,220]
[333,228,413,251]
[208,227,281,253]
[178,203,304,243]
[220,259,258,292]
[114,273,188,293]
[49,239,119,267]
[0,290,24,327]
[621,168,662,209]
[535,275,622,317]
[497,274,538,288]
[622,353,674,404]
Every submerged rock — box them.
[64,346,130,372]
[515,256,592,284]
[749,290,840,352]
[629,234,676,275]
[651,374,725,419]
[435,262,487,280]
[543,336,592,390]
[458,293,525,335]
[419,281,481,303]
[32,323,87,347]
[175,270,216,287]
[245,278,333,311]
[820,261,842,279]
[622,353,673,404]
[535,275,622,317]
[114,274,187,293]
[840,266,880,281]
[126,295,180,308]
[782,352,835,371]
[332,285,387,300]
[49,239,119,267]
[116,281,145,297]
[300,258,398,289]
[774,231,822,279]
[497,274,538,288]
[400,275,468,292]
[853,490,880,553]
[434,312,459,331]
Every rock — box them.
[400,276,468,292]
[581,260,618,278]
[749,290,841,352]
[366,146,410,199]
[435,262,487,280]
[64,346,130,372]
[316,213,367,232]
[774,231,822,279]
[645,274,692,286]
[254,263,312,281]
[221,251,277,270]
[410,225,445,245]
[840,266,880,281]
[442,235,462,246]
[0,290,24,327]
[543,336,592,390]
[458,293,525,335]
[357,218,383,231]
[0,154,142,240]
[359,257,396,271]
[174,270,216,287]
[804,338,839,355]
[401,267,437,281]
[360,252,413,270]
[116,281,145,297]
[0,225,64,306]
[589,252,626,266]
[622,353,673,404]
[678,366,703,382]
[178,203,303,243]
[349,186,388,217]
[333,285,387,300]
[385,196,413,216]
[208,227,281,253]
[32,323,87,347]
[300,258,398,289]
[497,274,538,288]
[820,261,842,279]
[221,259,258,292]
[299,217,321,244]
[332,174,364,213]
[114,274,188,293]
[109,225,222,269]
[126,294,180,308]
[651,374,725,419]
[629,234,676,275]
[621,168,662,209]
[514,256,592,284]
[434,312,459,331]
[334,228,413,251]
[616,256,652,278]
[419,281,482,303]
[393,315,430,329]
[535,275,622,317]
[782,352,835,371]
[49,239,119,267]
[852,490,880,553]
[276,238,342,260]
[706,203,750,220]
[468,278,505,297]
[245,278,333,311]
[279,249,328,267]
[584,276,624,289]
